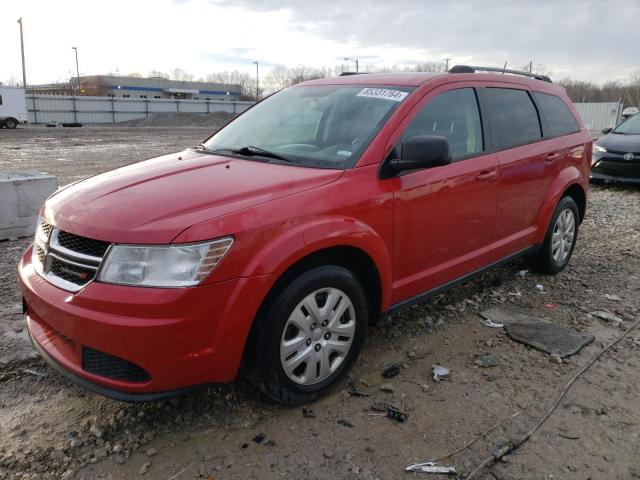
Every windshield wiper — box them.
[195,143,210,151]
[230,146,295,162]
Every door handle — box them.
[545,152,561,164]
[475,169,497,182]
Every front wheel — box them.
[531,196,579,274]
[243,266,368,405]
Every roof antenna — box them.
[501,61,508,75]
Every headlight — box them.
[98,237,233,287]
[593,145,607,153]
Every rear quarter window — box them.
[533,92,580,137]
[485,88,542,150]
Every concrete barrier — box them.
[0,171,58,240]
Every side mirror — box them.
[601,127,612,134]
[381,135,452,178]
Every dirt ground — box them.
[0,126,639,480]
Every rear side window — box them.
[485,88,542,150]
[402,88,483,161]
[533,92,580,137]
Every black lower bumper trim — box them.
[590,172,640,185]
[28,331,210,403]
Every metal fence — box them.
[573,102,623,133]
[26,95,254,124]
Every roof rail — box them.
[339,71,366,76]
[448,65,552,83]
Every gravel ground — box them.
[0,126,639,480]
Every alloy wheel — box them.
[551,208,576,265]
[280,287,356,385]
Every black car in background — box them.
[591,113,640,185]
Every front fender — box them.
[239,215,393,311]
[533,165,584,243]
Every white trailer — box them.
[0,87,27,129]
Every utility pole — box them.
[72,47,80,95]
[344,57,359,72]
[528,61,533,73]
[253,61,259,101]
[17,18,27,89]
[443,58,451,72]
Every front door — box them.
[389,85,499,304]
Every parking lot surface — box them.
[1,127,639,479]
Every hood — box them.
[596,133,640,153]
[45,149,343,243]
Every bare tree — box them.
[171,68,194,82]
[148,70,170,79]
[207,71,255,99]
[263,65,292,92]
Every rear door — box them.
[533,90,586,181]
[480,87,558,257]
[390,84,499,303]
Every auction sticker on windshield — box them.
[357,88,409,102]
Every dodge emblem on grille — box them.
[623,152,634,160]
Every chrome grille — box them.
[33,218,110,292]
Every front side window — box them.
[533,92,580,137]
[203,85,414,169]
[613,113,640,135]
[402,88,483,161]
[485,88,542,150]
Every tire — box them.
[243,265,368,405]
[3,118,18,129]
[531,196,579,274]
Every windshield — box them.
[613,113,640,135]
[203,85,414,168]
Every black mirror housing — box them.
[380,135,452,178]
[601,127,612,134]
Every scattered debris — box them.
[516,269,529,278]
[479,307,536,326]
[22,369,48,378]
[559,431,580,440]
[382,364,401,378]
[252,433,265,444]
[544,303,557,310]
[302,408,316,418]
[480,318,504,328]
[432,365,451,382]
[337,419,354,428]
[347,380,371,397]
[535,284,545,292]
[323,450,335,459]
[591,311,623,324]
[386,405,409,423]
[504,322,594,358]
[146,447,158,457]
[404,380,430,392]
[379,383,395,393]
[405,461,457,474]
[473,354,499,368]
[550,354,563,364]
[605,294,622,302]
[139,461,151,475]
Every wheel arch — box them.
[253,244,384,329]
[561,183,586,223]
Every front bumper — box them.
[591,156,640,185]
[19,245,274,400]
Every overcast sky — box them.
[2,0,638,86]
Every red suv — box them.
[19,66,591,405]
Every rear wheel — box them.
[244,266,368,405]
[531,196,579,274]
